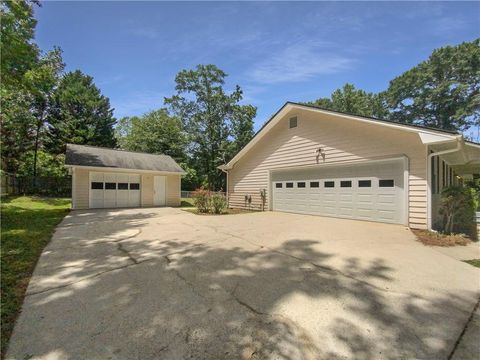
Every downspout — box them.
[426,136,463,230]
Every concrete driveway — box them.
[7,208,480,360]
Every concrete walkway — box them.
[6,208,480,359]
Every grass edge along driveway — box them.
[1,196,70,357]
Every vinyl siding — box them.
[227,109,428,229]
[72,168,181,209]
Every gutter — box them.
[426,136,463,230]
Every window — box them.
[379,179,394,187]
[340,180,352,188]
[91,182,103,190]
[286,182,294,188]
[324,181,335,188]
[130,183,140,190]
[358,180,371,188]
[105,182,116,190]
[297,182,306,188]
[310,181,319,188]
[275,183,283,188]
[289,116,297,128]
[118,183,128,190]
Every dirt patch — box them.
[412,229,472,247]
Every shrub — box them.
[210,192,227,214]
[439,186,476,238]
[192,187,210,213]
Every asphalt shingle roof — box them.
[65,144,185,173]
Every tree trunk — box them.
[32,108,46,188]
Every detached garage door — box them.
[272,159,406,224]
[90,172,141,208]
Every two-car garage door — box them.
[89,172,141,208]
[272,159,406,224]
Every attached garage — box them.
[220,102,480,230]
[271,158,406,224]
[65,144,184,210]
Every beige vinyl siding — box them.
[73,168,89,209]
[166,174,181,206]
[228,109,428,229]
[72,169,181,209]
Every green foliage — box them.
[192,187,211,213]
[386,39,480,132]
[209,192,228,214]
[115,109,186,162]
[306,83,389,119]
[439,186,477,238]
[46,70,117,154]
[165,64,256,190]
[17,150,67,177]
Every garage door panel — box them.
[272,160,405,224]
[90,172,142,209]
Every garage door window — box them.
[358,180,371,187]
[275,183,283,188]
[310,181,319,188]
[286,182,293,188]
[130,183,140,190]
[340,180,352,188]
[118,183,129,190]
[105,182,116,190]
[297,182,306,188]
[379,179,394,187]
[91,182,103,189]
[324,181,335,188]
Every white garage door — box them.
[89,172,141,209]
[272,159,406,224]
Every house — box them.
[219,102,480,230]
[65,144,184,209]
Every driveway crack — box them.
[117,242,139,264]
[447,296,480,360]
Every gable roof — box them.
[221,102,477,170]
[65,144,185,174]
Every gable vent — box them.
[289,116,298,129]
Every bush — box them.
[192,187,210,213]
[210,192,227,214]
[439,186,476,238]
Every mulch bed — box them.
[412,229,472,247]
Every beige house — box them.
[220,102,480,230]
[65,144,184,209]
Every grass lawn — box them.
[1,196,70,356]
[463,259,480,268]
[180,197,195,207]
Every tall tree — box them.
[46,70,117,154]
[306,83,389,119]
[115,109,186,162]
[386,39,480,132]
[165,64,256,190]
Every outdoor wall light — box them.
[316,147,325,163]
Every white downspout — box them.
[427,136,463,230]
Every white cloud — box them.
[249,42,354,84]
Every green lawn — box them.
[180,197,195,207]
[1,196,70,356]
[463,259,480,268]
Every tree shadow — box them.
[6,210,480,359]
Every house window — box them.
[118,183,128,190]
[105,182,116,190]
[379,179,394,187]
[289,116,297,129]
[275,183,283,188]
[297,182,306,188]
[358,180,371,187]
[91,182,103,190]
[130,183,140,190]
[324,181,335,188]
[286,182,293,188]
[310,181,319,188]
[340,180,352,188]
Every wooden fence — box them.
[1,174,71,197]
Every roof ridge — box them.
[67,143,171,158]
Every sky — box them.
[34,1,479,134]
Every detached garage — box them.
[65,144,185,209]
[219,102,480,230]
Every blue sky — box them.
[35,1,479,134]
